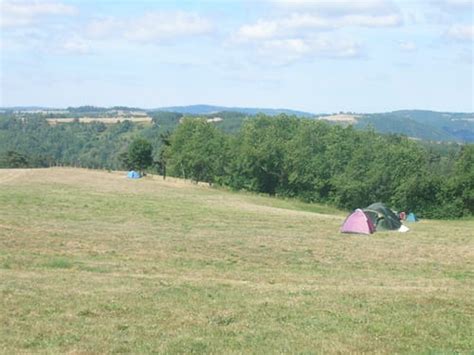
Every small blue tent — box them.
[127,170,141,179]
[406,213,418,222]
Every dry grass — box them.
[46,116,152,125]
[317,114,360,123]
[0,168,472,353]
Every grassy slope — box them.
[0,168,472,353]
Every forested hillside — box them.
[153,104,315,117]
[356,110,474,142]
[1,113,472,219]
[3,106,472,142]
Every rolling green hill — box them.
[4,106,473,142]
[0,168,472,353]
[152,104,315,117]
[356,110,474,142]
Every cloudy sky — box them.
[1,0,472,112]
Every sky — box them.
[0,0,473,113]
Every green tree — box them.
[0,150,29,168]
[127,138,153,174]
[157,131,172,179]
[167,118,229,184]
[118,151,131,170]
[451,145,474,215]
[229,115,297,195]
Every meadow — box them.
[0,168,472,353]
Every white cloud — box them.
[234,13,402,42]
[284,13,402,29]
[85,11,213,43]
[231,0,393,64]
[261,38,311,56]
[251,35,362,65]
[0,0,77,28]
[446,24,474,41]
[60,35,90,54]
[126,12,212,42]
[305,37,361,58]
[85,17,121,39]
[1,8,213,57]
[236,20,280,40]
[234,0,402,43]
[341,14,401,27]
[399,40,417,51]
[0,27,92,55]
[272,0,398,15]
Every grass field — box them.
[0,168,472,353]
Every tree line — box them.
[161,116,473,218]
[1,113,472,218]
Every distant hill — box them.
[2,105,473,142]
[0,106,56,111]
[1,104,315,117]
[355,110,474,142]
[151,108,474,142]
[152,104,315,117]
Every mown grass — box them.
[0,168,472,353]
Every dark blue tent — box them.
[127,170,141,179]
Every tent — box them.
[127,170,141,179]
[363,202,402,231]
[406,213,418,222]
[340,209,375,235]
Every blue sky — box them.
[1,0,472,113]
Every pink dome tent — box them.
[340,209,375,235]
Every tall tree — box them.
[0,150,29,168]
[229,115,298,195]
[167,118,229,184]
[127,138,153,174]
[157,131,172,179]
